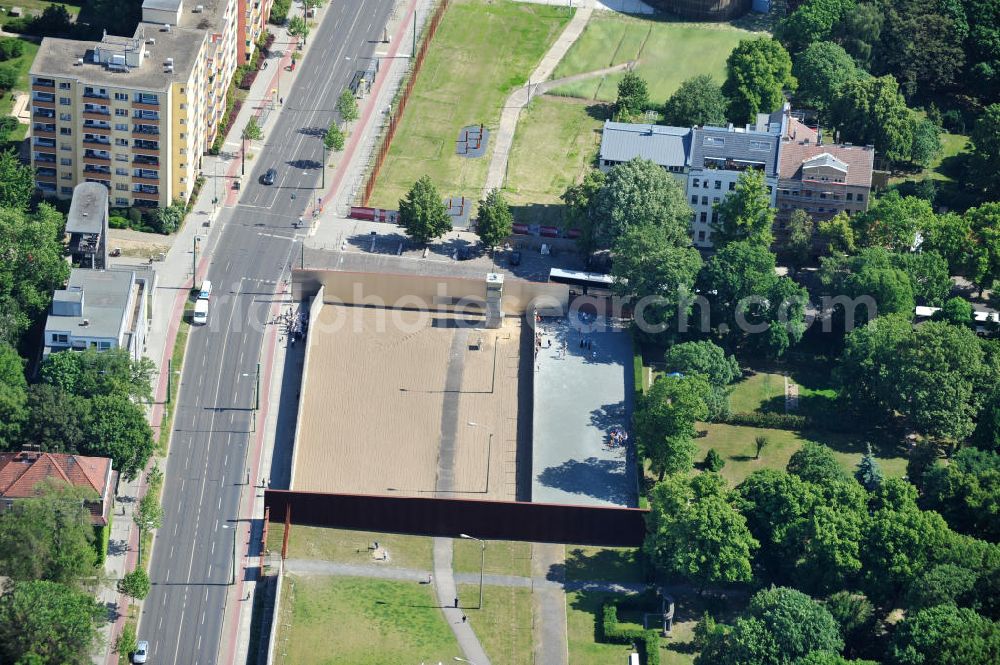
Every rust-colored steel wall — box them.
[264,490,648,547]
[647,0,751,20]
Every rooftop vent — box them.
[165,57,174,66]
[146,38,155,45]
[165,64,174,73]
[75,58,84,66]
[194,4,204,11]
[162,23,171,32]
[80,319,90,327]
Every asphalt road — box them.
[140,1,396,662]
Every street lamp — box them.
[460,533,485,609]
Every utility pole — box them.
[241,136,246,176]
[321,142,326,189]
[255,362,260,412]
[166,358,172,404]
[192,235,199,283]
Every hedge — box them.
[601,596,661,665]
[715,411,808,431]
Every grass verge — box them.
[157,298,193,454]
[458,583,533,665]
[453,538,532,578]
[266,525,433,570]
[565,545,645,584]
[369,0,573,209]
[549,14,756,103]
[274,575,458,665]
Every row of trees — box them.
[396,176,513,249]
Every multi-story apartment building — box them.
[775,118,875,239]
[30,0,245,208]
[240,0,274,63]
[598,121,692,183]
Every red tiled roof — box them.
[785,117,818,143]
[779,134,875,188]
[0,451,110,499]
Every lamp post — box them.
[192,235,202,282]
[321,141,326,189]
[460,533,485,609]
[241,135,246,176]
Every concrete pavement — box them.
[532,543,570,665]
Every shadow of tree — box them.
[536,457,632,505]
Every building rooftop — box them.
[65,182,109,235]
[599,120,692,169]
[779,138,875,187]
[31,22,203,91]
[44,269,135,341]
[0,451,113,525]
[691,125,781,176]
[143,0,183,12]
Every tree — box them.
[785,209,815,272]
[323,122,344,152]
[590,158,692,249]
[711,169,776,248]
[830,75,913,163]
[560,169,605,253]
[918,454,1000,541]
[663,74,728,127]
[0,116,19,143]
[0,150,32,212]
[909,115,942,168]
[22,384,90,454]
[776,0,857,52]
[0,484,96,585]
[854,444,884,491]
[922,212,978,279]
[788,442,851,485]
[819,248,915,324]
[242,116,262,142]
[833,1,882,69]
[889,604,999,665]
[817,212,856,256]
[825,591,878,660]
[663,340,740,419]
[697,586,844,665]
[475,188,513,249]
[963,202,1000,294]
[0,341,27,449]
[645,473,758,590]
[40,348,155,403]
[937,296,973,325]
[117,568,150,600]
[792,41,860,116]
[0,37,26,61]
[853,191,936,252]
[964,1,1000,104]
[398,176,451,243]
[835,313,915,421]
[133,491,163,536]
[755,435,768,460]
[861,506,954,603]
[152,202,184,235]
[337,89,359,123]
[634,374,711,479]
[611,225,703,339]
[905,564,978,612]
[0,580,103,665]
[287,15,310,41]
[736,469,819,579]
[615,71,649,118]
[878,1,967,98]
[723,37,796,124]
[82,395,154,481]
[704,448,725,472]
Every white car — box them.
[133,640,149,663]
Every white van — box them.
[193,298,209,325]
[198,280,213,301]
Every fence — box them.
[264,490,648,548]
[360,0,451,205]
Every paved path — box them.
[532,543,570,665]
[482,1,594,196]
[283,557,650,594]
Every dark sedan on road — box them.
[262,168,277,185]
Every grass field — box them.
[548,14,756,104]
[274,575,459,665]
[0,0,81,19]
[458,583,534,665]
[565,545,645,584]
[453,538,532,578]
[502,95,605,225]
[0,37,40,143]
[567,590,650,665]
[368,0,573,210]
[266,526,433,570]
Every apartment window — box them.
[115,154,128,162]
[804,190,812,197]
[714,180,721,189]
[60,142,72,150]
[52,333,68,344]
[704,136,725,147]
[115,108,128,116]
[60,173,72,180]
[728,182,735,191]
[59,113,71,121]
[115,138,128,146]
[713,196,720,204]
[179,119,185,125]
[98,341,111,350]
[60,158,72,166]
[114,92,128,101]
[115,167,128,176]
[749,140,769,151]
[115,184,128,192]
[60,97,71,105]
[846,192,854,201]
[690,195,697,204]
[60,127,72,135]
[60,186,74,195]
[857,194,864,202]
[820,192,827,199]
[699,211,707,223]
[711,211,718,224]
[58,82,71,90]
[767,186,773,195]
[697,230,706,242]
[692,178,700,188]
[115,123,128,131]
[115,196,129,205]
[701,196,708,205]
[703,180,709,189]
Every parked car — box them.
[508,250,522,266]
[262,168,277,185]
[133,640,149,663]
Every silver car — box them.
[133,640,149,663]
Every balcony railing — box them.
[133,155,159,166]
[33,153,57,163]
[132,125,159,136]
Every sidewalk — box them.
[433,538,493,665]
[94,9,307,665]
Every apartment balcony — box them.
[132,145,160,156]
[33,128,56,139]
[31,81,54,91]
[82,110,110,120]
[131,175,159,186]
[83,125,111,136]
[82,91,109,101]
[35,174,57,184]
[84,172,112,183]
[33,155,57,165]
[133,100,159,111]
[83,155,111,166]
[33,99,55,109]
[83,137,111,147]
[33,144,56,154]
[132,116,160,127]
[132,130,160,139]
[132,155,160,166]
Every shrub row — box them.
[601,599,661,665]
[715,411,808,431]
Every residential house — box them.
[0,451,116,527]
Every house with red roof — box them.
[0,451,116,526]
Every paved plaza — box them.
[531,315,637,507]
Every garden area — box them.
[548,14,757,105]
[0,36,40,144]
[368,0,573,210]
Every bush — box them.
[0,37,25,61]
[704,448,725,472]
[94,520,110,565]
[601,596,661,665]
[114,622,138,656]
[270,0,291,25]
[0,115,18,141]
[716,411,808,430]
[109,215,129,229]
[0,64,17,90]
[127,207,142,225]
[2,18,31,34]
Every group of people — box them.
[279,307,309,345]
[607,427,629,449]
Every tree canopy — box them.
[398,176,451,244]
[475,188,513,249]
[830,75,913,163]
[711,169,775,248]
[0,149,35,212]
[615,71,649,118]
[663,74,728,127]
[0,580,103,665]
[792,40,860,116]
[723,38,796,123]
[634,374,711,478]
[889,604,1000,665]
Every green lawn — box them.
[0,0,80,19]
[565,545,646,584]
[453,538,532,578]
[266,526,433,570]
[275,575,459,665]
[502,95,605,226]
[458,583,534,665]
[369,0,573,210]
[549,14,757,104]
[0,37,40,143]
